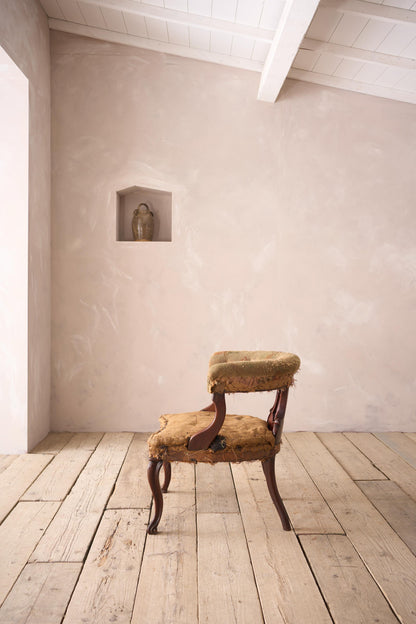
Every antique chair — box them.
[146,350,300,534]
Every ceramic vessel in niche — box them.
[132,203,154,241]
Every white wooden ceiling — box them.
[39,0,416,104]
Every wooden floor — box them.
[0,432,415,624]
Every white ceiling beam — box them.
[48,19,264,72]
[77,0,274,41]
[319,0,416,25]
[257,0,321,102]
[288,67,416,105]
[301,37,416,71]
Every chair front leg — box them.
[147,459,164,534]
[262,456,291,531]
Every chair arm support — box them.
[188,393,226,451]
[267,387,289,442]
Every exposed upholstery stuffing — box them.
[148,411,279,463]
[207,350,301,393]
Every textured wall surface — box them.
[51,32,416,433]
[0,0,51,451]
[0,46,28,453]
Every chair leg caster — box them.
[262,456,291,531]
[147,459,164,534]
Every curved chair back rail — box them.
[207,350,300,394]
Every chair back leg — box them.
[162,461,171,493]
[261,456,291,531]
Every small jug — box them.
[132,203,154,241]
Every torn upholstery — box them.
[148,411,279,463]
[207,350,301,393]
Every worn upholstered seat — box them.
[146,350,300,534]
[148,411,278,463]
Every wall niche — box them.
[116,185,172,242]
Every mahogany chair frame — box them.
[147,388,291,534]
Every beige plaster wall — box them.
[0,0,51,450]
[0,45,29,453]
[51,32,416,433]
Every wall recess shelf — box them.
[116,185,172,242]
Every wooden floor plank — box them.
[30,433,133,562]
[357,480,416,556]
[132,463,197,624]
[0,455,52,523]
[22,434,103,502]
[0,563,81,624]
[2,431,416,624]
[276,439,343,534]
[198,513,263,624]
[0,456,17,475]
[300,535,399,624]
[232,462,332,624]
[196,463,239,514]
[374,432,416,469]
[0,502,60,606]
[405,432,416,443]
[31,433,75,455]
[317,433,386,480]
[21,449,91,501]
[345,433,416,501]
[107,433,151,509]
[287,432,416,624]
[64,432,103,451]
[63,509,147,624]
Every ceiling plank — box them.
[235,0,265,28]
[319,0,416,25]
[78,1,106,29]
[39,0,65,20]
[76,0,274,41]
[376,23,416,56]
[329,13,369,46]
[257,0,321,102]
[48,18,264,71]
[302,37,416,70]
[57,0,86,23]
[166,22,189,46]
[188,0,211,18]
[288,67,416,104]
[100,6,126,32]
[353,19,395,51]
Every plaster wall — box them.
[0,0,51,450]
[0,46,28,453]
[51,32,416,433]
